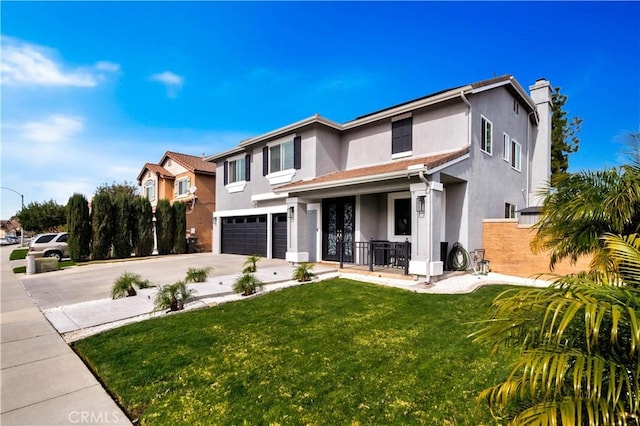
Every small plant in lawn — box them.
[154,280,196,312]
[242,254,260,273]
[185,266,212,283]
[111,272,152,299]
[292,262,315,282]
[233,272,263,296]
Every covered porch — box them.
[274,150,470,281]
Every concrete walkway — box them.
[1,259,131,425]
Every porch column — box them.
[285,197,309,263]
[409,180,444,281]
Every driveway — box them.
[17,253,290,309]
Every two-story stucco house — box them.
[206,75,551,281]
[137,151,216,252]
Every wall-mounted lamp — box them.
[288,206,295,219]
[416,196,425,213]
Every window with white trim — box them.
[228,157,246,183]
[505,203,516,219]
[481,116,492,155]
[175,176,191,197]
[269,140,294,173]
[144,180,156,201]
[511,140,522,171]
[502,133,510,162]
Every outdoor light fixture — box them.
[416,196,425,213]
[288,206,295,219]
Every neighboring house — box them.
[206,75,551,281]
[0,219,21,238]
[137,151,216,252]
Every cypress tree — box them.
[67,193,91,261]
[133,197,154,257]
[155,199,174,255]
[173,201,187,254]
[113,193,133,258]
[91,192,114,260]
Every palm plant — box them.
[233,272,263,296]
[111,271,152,299]
[243,254,260,273]
[473,234,640,424]
[185,266,212,283]
[154,280,196,312]
[532,132,640,269]
[292,262,315,282]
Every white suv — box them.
[29,232,69,261]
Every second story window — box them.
[511,140,522,171]
[175,177,191,197]
[481,116,492,155]
[228,157,246,184]
[144,180,155,201]
[263,136,302,177]
[392,116,412,155]
[502,133,510,162]
[270,140,294,173]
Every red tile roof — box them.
[137,163,174,183]
[278,148,469,192]
[162,151,216,175]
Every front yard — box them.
[74,279,515,425]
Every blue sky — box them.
[1,1,639,219]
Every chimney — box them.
[528,78,552,206]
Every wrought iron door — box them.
[322,197,355,262]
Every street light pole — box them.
[1,186,25,245]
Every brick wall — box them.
[482,219,591,278]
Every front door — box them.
[322,197,355,262]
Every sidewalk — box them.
[1,266,131,425]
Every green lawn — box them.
[12,260,75,274]
[9,248,28,260]
[74,279,515,425]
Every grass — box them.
[9,248,28,260]
[73,279,515,425]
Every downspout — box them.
[419,170,432,280]
[460,91,472,146]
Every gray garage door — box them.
[221,215,267,257]
[272,213,287,259]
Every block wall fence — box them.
[482,219,591,279]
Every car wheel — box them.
[46,251,62,261]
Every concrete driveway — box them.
[18,253,290,309]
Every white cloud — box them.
[150,71,184,97]
[0,35,119,87]
[22,114,84,143]
[94,61,120,72]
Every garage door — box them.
[221,215,267,257]
[272,213,287,259]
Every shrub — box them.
[154,280,195,312]
[233,272,264,296]
[292,262,315,282]
[243,254,260,273]
[111,272,152,299]
[185,267,212,283]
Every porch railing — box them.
[338,239,411,275]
